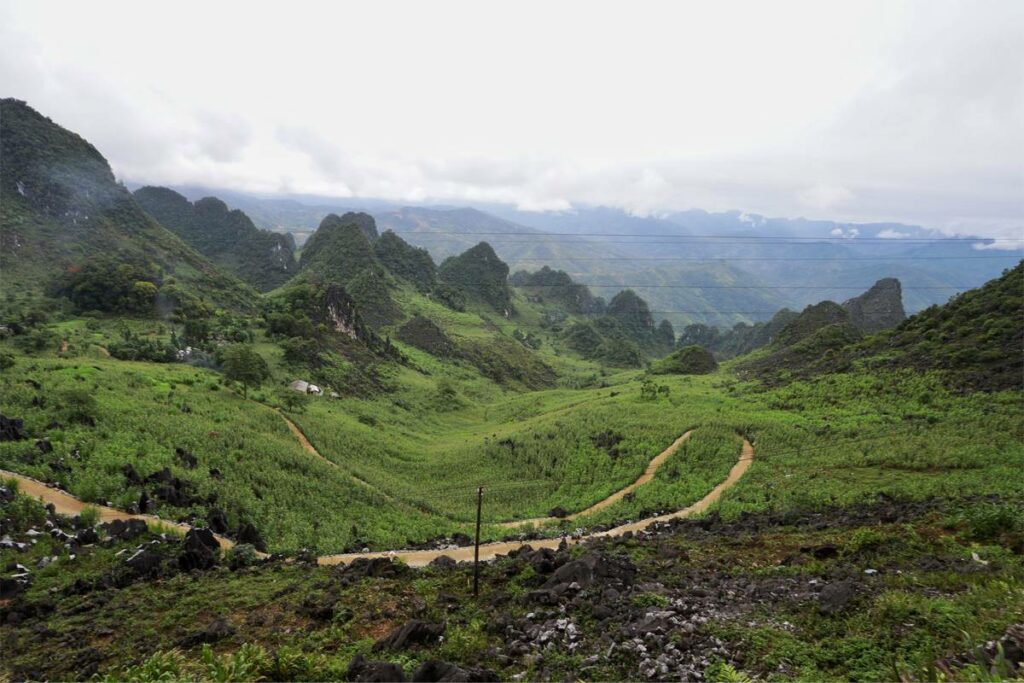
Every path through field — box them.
[0,436,753,566]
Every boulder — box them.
[121,464,142,485]
[428,555,457,569]
[235,522,267,553]
[103,518,148,541]
[0,414,26,442]
[336,557,406,584]
[179,618,235,647]
[35,439,53,454]
[125,548,165,577]
[412,660,500,682]
[178,528,219,571]
[207,508,230,534]
[818,580,857,614]
[373,620,446,651]
[347,654,407,682]
[542,552,636,591]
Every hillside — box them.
[739,262,1024,391]
[133,187,298,291]
[0,99,254,314]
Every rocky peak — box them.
[842,278,906,334]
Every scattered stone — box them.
[818,580,857,615]
[412,660,499,682]
[179,618,235,647]
[178,528,219,571]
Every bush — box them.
[229,543,261,570]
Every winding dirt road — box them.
[500,430,696,528]
[0,436,753,568]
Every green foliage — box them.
[79,505,100,527]
[57,256,162,316]
[201,642,269,682]
[632,592,671,608]
[395,315,455,358]
[59,387,99,425]
[105,649,187,682]
[220,344,270,398]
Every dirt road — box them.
[0,436,754,568]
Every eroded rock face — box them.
[842,278,906,334]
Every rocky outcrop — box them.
[842,278,906,334]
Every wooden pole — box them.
[473,485,483,597]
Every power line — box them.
[507,255,1019,262]
[508,283,964,290]
[393,230,1020,243]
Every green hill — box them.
[133,187,298,292]
[0,99,254,314]
[739,262,1024,391]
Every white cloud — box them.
[877,229,911,239]
[1,0,1021,239]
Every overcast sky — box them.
[2,0,1021,237]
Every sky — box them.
[1,0,1021,239]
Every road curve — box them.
[0,436,754,568]
[499,430,696,528]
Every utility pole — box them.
[473,485,483,597]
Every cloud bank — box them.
[1,0,1020,240]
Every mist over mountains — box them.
[152,183,1022,328]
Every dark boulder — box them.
[0,486,14,503]
[121,464,142,485]
[542,552,637,591]
[549,506,569,519]
[428,555,457,570]
[450,533,472,546]
[818,580,858,615]
[74,527,99,545]
[235,522,267,553]
[179,618,235,647]
[103,518,148,541]
[125,548,165,577]
[178,528,219,571]
[0,415,26,442]
[412,660,499,682]
[207,508,230,534]
[347,654,407,682]
[35,439,53,454]
[335,557,406,584]
[138,491,152,513]
[842,278,906,334]
[373,620,446,652]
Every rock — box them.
[138,491,151,513]
[209,467,223,480]
[1,575,29,597]
[0,414,27,442]
[179,618,235,647]
[842,278,906,334]
[178,528,219,571]
[818,580,857,614]
[206,508,230,534]
[412,660,499,682]
[35,439,53,454]
[0,486,14,503]
[74,528,99,545]
[450,533,472,546]
[528,547,559,574]
[373,620,446,651]
[121,464,142,485]
[125,548,164,577]
[549,506,569,519]
[235,522,267,553]
[103,518,148,541]
[542,552,637,591]
[807,544,839,559]
[428,555,457,569]
[347,653,407,682]
[335,557,406,584]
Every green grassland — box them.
[2,302,1020,556]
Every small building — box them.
[289,380,322,395]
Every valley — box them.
[1,97,1022,681]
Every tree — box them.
[221,344,270,398]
